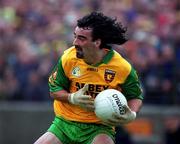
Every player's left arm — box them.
[128,98,142,113]
[121,66,144,112]
[104,67,143,126]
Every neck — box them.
[84,49,108,65]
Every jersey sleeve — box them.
[121,67,144,101]
[48,57,70,92]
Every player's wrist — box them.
[129,111,136,121]
[132,111,136,118]
[68,93,75,104]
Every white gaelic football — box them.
[94,89,127,121]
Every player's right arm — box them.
[48,56,94,111]
[48,56,70,102]
[50,84,94,111]
[50,90,70,102]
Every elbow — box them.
[50,92,55,99]
[128,99,143,113]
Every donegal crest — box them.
[104,69,116,83]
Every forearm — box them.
[50,90,70,102]
[127,99,142,113]
[50,85,94,111]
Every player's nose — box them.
[73,38,79,45]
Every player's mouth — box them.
[75,45,84,58]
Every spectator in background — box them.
[164,116,180,144]
[23,71,49,101]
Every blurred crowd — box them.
[0,0,180,105]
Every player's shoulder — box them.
[113,50,131,69]
[62,46,76,57]
[60,46,80,68]
[61,46,76,61]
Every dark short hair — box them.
[77,12,128,48]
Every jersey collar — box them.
[92,48,114,67]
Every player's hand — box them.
[103,105,136,126]
[68,84,94,111]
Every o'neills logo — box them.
[112,94,126,115]
[72,66,81,77]
[104,69,116,83]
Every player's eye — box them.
[73,34,77,39]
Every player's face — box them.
[73,26,98,59]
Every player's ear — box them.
[94,39,101,47]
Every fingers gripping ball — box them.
[94,89,127,122]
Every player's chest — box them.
[67,64,122,85]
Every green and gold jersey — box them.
[49,46,143,123]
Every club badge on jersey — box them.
[104,69,116,83]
